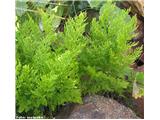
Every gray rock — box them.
[56,95,139,119]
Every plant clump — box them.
[16,1,142,117]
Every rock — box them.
[116,0,144,17]
[56,95,139,119]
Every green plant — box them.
[132,72,144,99]
[16,1,143,117]
[16,11,86,116]
[78,2,142,95]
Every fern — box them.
[78,2,142,95]
[16,1,142,117]
[16,11,86,116]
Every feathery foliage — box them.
[16,11,86,116]
[78,2,141,95]
[16,1,142,117]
